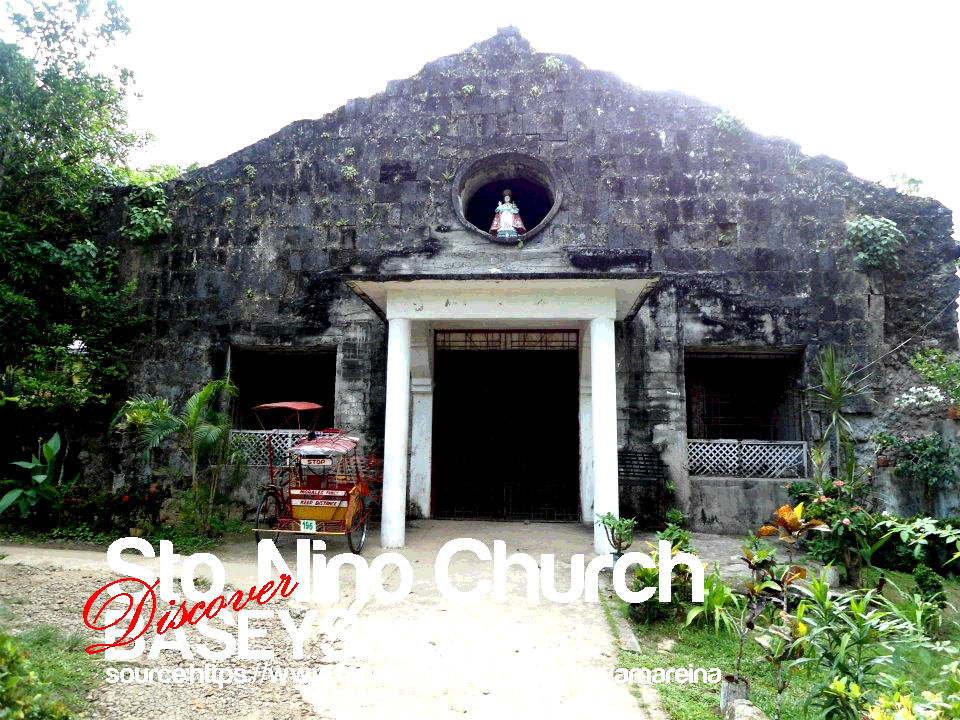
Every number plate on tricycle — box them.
[299,520,317,533]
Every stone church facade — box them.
[116,28,959,550]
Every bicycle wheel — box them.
[254,491,282,544]
[346,513,368,554]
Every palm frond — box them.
[193,421,228,453]
[137,414,183,452]
[182,379,238,429]
[111,394,172,433]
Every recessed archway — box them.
[452,152,562,244]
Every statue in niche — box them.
[489,188,527,240]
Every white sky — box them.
[12,1,960,221]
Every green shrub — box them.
[712,110,747,137]
[629,542,692,625]
[894,434,960,489]
[665,507,685,526]
[684,566,741,635]
[596,512,636,554]
[910,348,960,405]
[843,215,905,270]
[0,632,69,720]
[871,529,927,572]
[786,480,815,504]
[657,522,691,551]
[913,563,947,607]
[120,184,172,246]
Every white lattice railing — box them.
[687,439,809,478]
[231,429,311,466]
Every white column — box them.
[382,317,412,548]
[408,378,434,518]
[579,381,594,526]
[590,316,619,554]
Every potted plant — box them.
[596,512,637,565]
[870,431,897,468]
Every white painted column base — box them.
[590,316,619,554]
[579,381,594,526]
[381,318,412,548]
[408,378,434,519]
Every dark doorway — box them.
[432,348,580,520]
[230,347,337,429]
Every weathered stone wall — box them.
[112,27,958,523]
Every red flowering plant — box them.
[790,450,887,587]
[107,480,170,532]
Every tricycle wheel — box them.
[255,491,282,544]
[347,515,368,554]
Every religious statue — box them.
[489,189,527,240]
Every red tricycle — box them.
[250,401,381,553]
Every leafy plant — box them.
[0,433,77,526]
[797,575,919,718]
[756,503,828,567]
[120,184,171,246]
[875,514,960,566]
[871,431,899,456]
[910,349,960,405]
[665,507,685,526]
[461,84,475,96]
[913,563,947,608]
[844,215,905,270]
[0,1,144,424]
[596,512,636,554]
[795,456,886,586]
[684,566,741,635]
[868,662,960,719]
[630,541,692,625]
[809,347,870,465]
[0,632,70,719]
[889,173,923,197]
[340,165,358,183]
[754,603,808,720]
[243,164,257,179]
[658,522,692,551]
[893,434,960,490]
[112,379,247,535]
[713,110,747,137]
[541,55,567,73]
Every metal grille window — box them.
[435,330,578,351]
[685,350,804,442]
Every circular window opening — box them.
[452,152,561,244]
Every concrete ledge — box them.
[724,700,769,720]
[688,476,791,535]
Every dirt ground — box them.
[0,520,687,720]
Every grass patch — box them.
[0,523,224,553]
[617,569,960,720]
[864,565,960,608]
[598,586,622,643]
[4,624,98,714]
[619,594,815,720]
